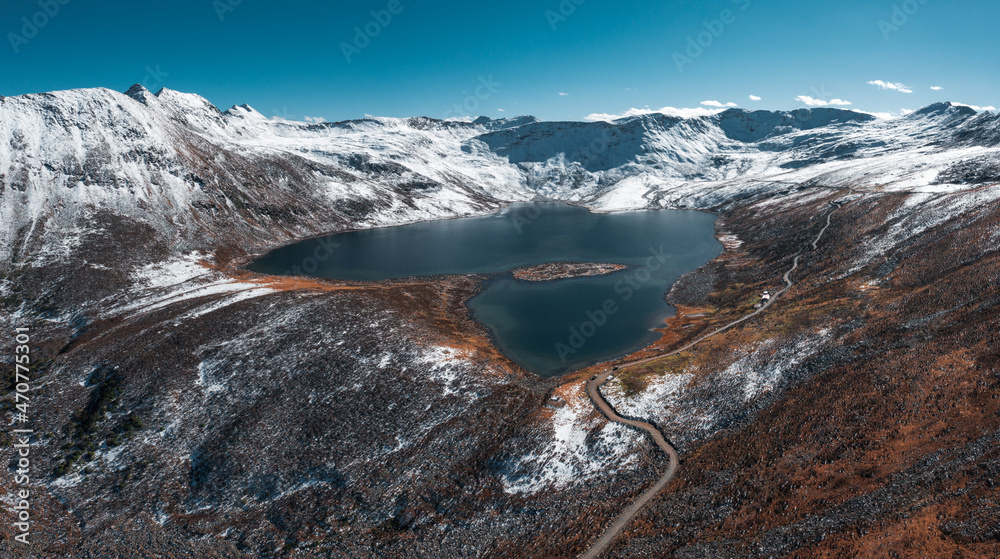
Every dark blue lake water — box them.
[248,203,721,377]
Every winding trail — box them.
[578,200,846,559]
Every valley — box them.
[1,86,999,558]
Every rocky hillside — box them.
[1,86,999,557]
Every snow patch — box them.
[416,345,472,397]
[503,383,640,494]
[195,361,226,394]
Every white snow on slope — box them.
[416,345,476,397]
[602,329,834,446]
[503,383,640,494]
[3,88,999,267]
[719,330,833,403]
[113,253,275,320]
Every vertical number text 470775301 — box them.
[11,327,33,545]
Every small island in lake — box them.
[510,262,628,282]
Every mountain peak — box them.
[125,83,149,96]
[912,102,977,117]
[714,107,875,142]
[469,115,540,131]
[124,83,155,105]
[224,103,264,119]
[153,87,223,116]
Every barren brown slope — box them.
[598,187,1000,558]
[579,200,847,559]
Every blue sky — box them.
[1,0,996,121]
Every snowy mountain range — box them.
[3,85,1000,558]
[2,84,998,269]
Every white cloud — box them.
[497,108,505,112]
[930,86,944,91]
[585,106,726,121]
[748,95,762,101]
[700,100,738,108]
[303,116,326,123]
[954,103,998,112]
[795,95,852,107]
[558,92,569,96]
[867,80,913,94]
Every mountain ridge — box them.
[1,84,998,268]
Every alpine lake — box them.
[249,203,721,377]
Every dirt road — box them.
[578,200,846,559]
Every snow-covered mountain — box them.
[1,85,999,269]
[3,86,1000,558]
